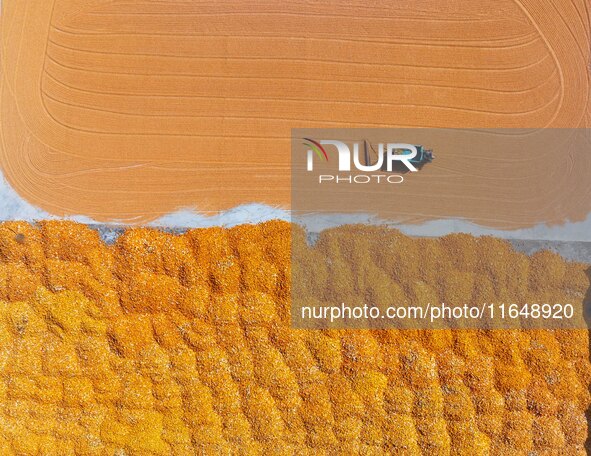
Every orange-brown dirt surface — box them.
[1,0,591,224]
[0,220,590,454]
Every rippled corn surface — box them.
[0,221,589,455]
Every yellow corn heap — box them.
[0,221,589,455]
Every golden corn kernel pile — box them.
[0,221,589,455]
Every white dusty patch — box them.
[1,170,590,240]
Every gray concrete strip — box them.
[90,225,591,264]
[509,239,591,264]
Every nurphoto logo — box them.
[303,138,434,184]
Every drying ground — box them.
[1,0,590,224]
